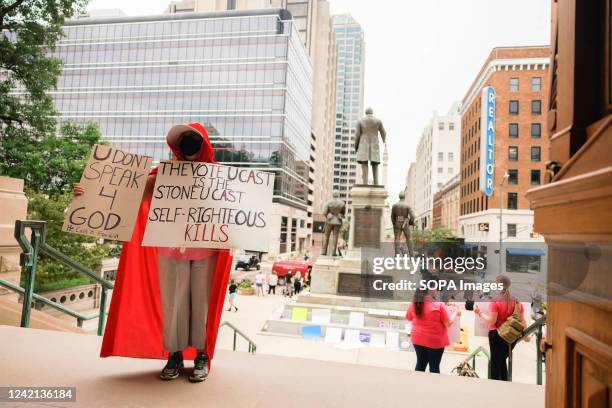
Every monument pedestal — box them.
[310,185,388,298]
[0,177,27,300]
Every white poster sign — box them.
[142,161,274,252]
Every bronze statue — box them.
[321,191,346,256]
[391,191,415,256]
[355,107,386,185]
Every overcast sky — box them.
[87,0,551,199]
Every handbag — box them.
[497,301,525,344]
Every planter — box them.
[238,287,255,296]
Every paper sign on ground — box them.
[348,312,365,328]
[311,308,331,325]
[324,327,343,343]
[291,307,308,322]
[142,161,274,252]
[386,331,400,349]
[63,144,152,241]
[302,325,322,339]
[344,329,361,346]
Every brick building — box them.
[458,46,550,274]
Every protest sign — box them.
[142,161,274,252]
[63,144,152,241]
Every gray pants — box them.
[157,255,217,352]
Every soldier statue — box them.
[391,191,415,256]
[355,107,386,185]
[321,191,346,256]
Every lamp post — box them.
[499,172,509,274]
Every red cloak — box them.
[100,123,233,369]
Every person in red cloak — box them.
[76,123,232,382]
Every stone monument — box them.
[355,107,386,186]
[310,108,390,298]
[321,191,346,257]
[391,191,415,256]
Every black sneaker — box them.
[189,352,209,382]
[160,351,183,380]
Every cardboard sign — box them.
[142,161,274,252]
[63,144,152,241]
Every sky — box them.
[87,0,551,199]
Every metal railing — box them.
[508,314,547,385]
[221,321,257,354]
[0,220,114,335]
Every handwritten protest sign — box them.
[142,161,274,252]
[62,144,152,241]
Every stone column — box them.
[0,177,28,299]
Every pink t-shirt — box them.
[157,247,216,260]
[488,295,524,330]
[406,297,451,349]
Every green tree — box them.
[412,226,457,244]
[0,0,88,188]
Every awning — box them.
[506,247,546,256]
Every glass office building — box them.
[331,14,364,207]
[52,9,313,254]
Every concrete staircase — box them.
[0,325,544,408]
[0,297,86,333]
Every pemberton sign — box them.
[479,86,496,196]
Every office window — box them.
[227,0,236,9]
[532,77,541,91]
[509,100,519,115]
[448,167,453,174]
[531,146,541,162]
[510,77,519,92]
[509,123,519,138]
[449,122,455,131]
[531,169,541,185]
[531,100,542,115]
[438,122,445,130]
[448,152,454,161]
[531,123,542,138]
[438,152,444,161]
[508,146,519,161]
[508,169,518,185]
[438,167,443,174]
[507,193,518,210]
[507,223,517,237]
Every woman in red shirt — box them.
[406,286,461,373]
[474,275,528,381]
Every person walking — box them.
[226,280,238,312]
[406,285,461,373]
[293,271,302,296]
[474,275,528,381]
[268,271,278,295]
[284,272,293,297]
[255,270,265,297]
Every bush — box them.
[238,279,253,289]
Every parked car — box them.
[272,259,312,280]
[235,254,260,271]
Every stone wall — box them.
[0,177,27,298]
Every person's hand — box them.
[474,305,481,315]
[73,183,85,196]
[523,335,532,343]
[456,310,462,317]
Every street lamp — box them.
[499,171,509,274]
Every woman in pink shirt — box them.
[406,286,461,373]
[474,275,528,381]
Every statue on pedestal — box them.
[321,191,346,257]
[355,107,386,185]
[391,191,415,256]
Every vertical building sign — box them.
[479,86,496,196]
